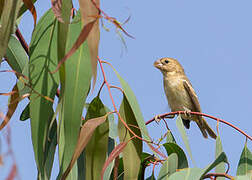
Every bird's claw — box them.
[184,110,191,117]
[154,115,162,123]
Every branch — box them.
[97,57,146,142]
[203,173,234,180]
[146,111,252,141]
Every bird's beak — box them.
[154,60,162,69]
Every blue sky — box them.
[1,0,252,179]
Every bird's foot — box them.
[154,115,162,123]
[165,114,175,119]
[183,109,191,117]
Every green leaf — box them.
[29,9,59,178]
[169,168,204,180]
[158,153,178,180]
[236,141,252,176]
[20,103,30,121]
[113,68,150,141]
[103,138,115,180]
[215,136,226,179]
[83,97,109,180]
[118,95,142,179]
[44,120,57,179]
[6,34,28,73]
[57,10,93,178]
[175,115,195,166]
[138,152,154,179]
[0,0,22,64]
[235,174,252,180]
[163,143,188,170]
[201,152,228,178]
[166,129,176,144]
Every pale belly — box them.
[163,78,193,112]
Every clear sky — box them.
[1,0,252,179]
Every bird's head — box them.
[154,57,185,76]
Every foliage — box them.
[0,1,252,180]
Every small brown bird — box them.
[154,57,217,139]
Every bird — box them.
[154,57,217,139]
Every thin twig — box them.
[146,111,252,141]
[203,173,234,180]
[97,57,147,143]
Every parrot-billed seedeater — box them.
[154,57,217,139]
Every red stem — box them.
[97,57,146,142]
[146,111,252,141]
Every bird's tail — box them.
[196,117,217,139]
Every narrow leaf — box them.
[101,142,127,180]
[0,0,22,64]
[79,0,100,91]
[52,19,97,73]
[112,67,150,141]
[201,152,228,178]
[61,115,107,180]
[6,34,29,73]
[0,84,19,130]
[236,141,252,176]
[163,143,188,169]
[175,115,196,166]
[158,153,178,180]
[84,97,109,180]
[57,10,93,178]
[29,9,59,177]
[215,136,226,179]
[118,95,142,179]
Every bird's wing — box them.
[182,79,202,112]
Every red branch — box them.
[203,173,234,180]
[97,57,146,142]
[146,111,252,141]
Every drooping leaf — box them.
[236,141,252,176]
[118,95,142,179]
[201,152,228,178]
[79,0,100,91]
[158,153,178,180]
[163,143,188,170]
[166,129,176,144]
[102,138,115,180]
[112,67,150,141]
[29,9,60,178]
[0,84,19,130]
[0,0,22,64]
[101,142,127,180]
[44,120,57,179]
[6,34,28,74]
[84,97,109,180]
[61,115,108,180]
[215,136,226,179]
[52,18,97,74]
[175,115,195,166]
[57,10,93,178]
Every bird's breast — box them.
[163,76,192,111]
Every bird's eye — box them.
[164,60,169,64]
